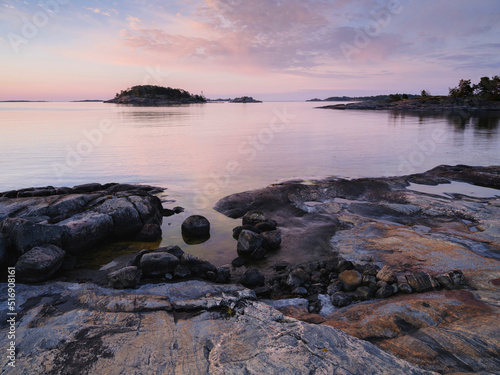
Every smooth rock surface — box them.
[0,281,433,375]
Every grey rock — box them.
[174,264,192,278]
[135,223,162,241]
[251,246,267,260]
[232,225,260,239]
[406,272,441,293]
[375,284,395,299]
[337,259,354,273]
[215,267,231,283]
[140,252,180,277]
[239,268,265,288]
[330,291,352,307]
[242,210,267,225]
[155,245,184,259]
[353,286,375,301]
[231,256,245,267]
[363,275,378,290]
[327,280,344,294]
[286,268,310,287]
[107,266,141,289]
[261,298,309,310]
[180,253,217,279]
[3,218,68,254]
[292,287,308,296]
[96,197,142,237]
[261,229,282,250]
[181,215,210,237]
[237,229,264,256]
[398,282,413,294]
[436,270,467,289]
[255,219,278,232]
[126,249,150,267]
[0,281,431,374]
[59,212,113,253]
[15,244,65,282]
[376,265,397,284]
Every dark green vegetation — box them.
[449,76,500,101]
[110,85,206,103]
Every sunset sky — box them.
[1,0,499,101]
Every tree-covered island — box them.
[105,85,206,105]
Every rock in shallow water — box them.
[181,215,210,237]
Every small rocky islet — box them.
[1,165,500,374]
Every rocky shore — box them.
[1,165,500,374]
[215,164,500,373]
[319,96,500,112]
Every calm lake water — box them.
[1,102,499,266]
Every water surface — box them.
[1,102,499,266]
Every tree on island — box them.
[449,76,500,100]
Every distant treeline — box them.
[114,85,206,102]
[307,94,420,102]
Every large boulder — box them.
[2,218,68,255]
[96,197,143,237]
[15,244,66,282]
[59,212,113,253]
[140,252,180,277]
[181,215,210,237]
[107,266,142,289]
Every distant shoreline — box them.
[318,96,500,112]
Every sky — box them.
[0,0,499,101]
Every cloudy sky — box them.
[1,0,499,101]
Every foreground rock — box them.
[215,164,500,373]
[0,280,431,374]
[0,183,167,281]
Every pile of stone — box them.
[107,245,231,289]
[231,210,282,266]
[265,256,467,313]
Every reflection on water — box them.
[1,102,500,267]
[389,111,500,135]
